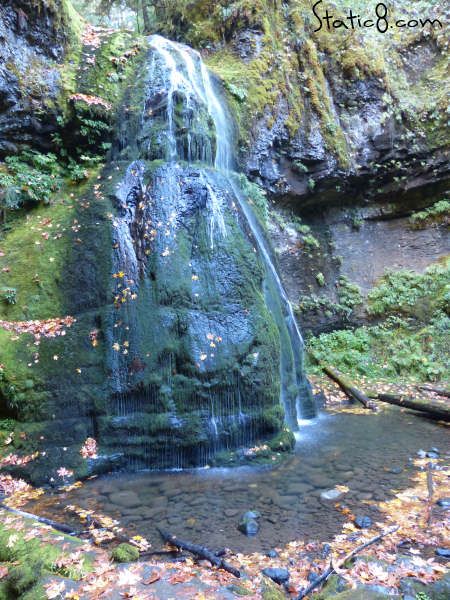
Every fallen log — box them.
[0,503,81,536]
[157,527,240,578]
[416,385,450,398]
[374,393,450,421]
[297,526,399,599]
[309,352,375,410]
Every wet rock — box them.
[320,489,342,501]
[267,549,278,558]
[242,510,261,520]
[435,548,450,558]
[287,482,313,494]
[261,567,290,585]
[224,508,239,518]
[389,467,402,474]
[430,447,439,454]
[354,516,372,529]
[109,491,141,508]
[436,497,450,509]
[426,451,439,459]
[416,450,427,458]
[238,517,259,537]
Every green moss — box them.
[267,426,295,452]
[7,564,41,595]
[261,583,287,600]
[111,543,139,563]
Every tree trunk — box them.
[375,393,450,421]
[141,0,151,32]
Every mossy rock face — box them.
[111,543,139,563]
[0,31,314,483]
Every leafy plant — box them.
[316,272,325,286]
[2,287,17,305]
[0,151,62,207]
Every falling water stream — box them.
[146,35,315,425]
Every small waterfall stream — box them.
[106,34,315,469]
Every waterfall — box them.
[146,35,315,423]
[107,33,315,470]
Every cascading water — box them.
[104,34,315,470]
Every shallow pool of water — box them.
[26,405,449,554]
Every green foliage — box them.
[296,275,362,320]
[367,263,449,320]
[414,593,432,600]
[316,272,325,286]
[237,174,268,225]
[307,261,450,382]
[302,233,320,249]
[2,287,17,305]
[0,151,62,208]
[409,199,450,229]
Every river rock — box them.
[266,549,278,558]
[320,489,342,501]
[261,567,289,585]
[437,497,450,508]
[109,491,141,508]
[435,548,450,558]
[242,510,261,520]
[238,517,259,536]
[416,450,426,458]
[354,516,372,529]
[224,508,239,518]
[426,451,439,459]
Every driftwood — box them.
[297,526,399,599]
[157,527,240,577]
[0,503,81,536]
[416,385,450,398]
[374,393,450,421]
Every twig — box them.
[427,462,434,527]
[0,503,81,536]
[157,527,240,577]
[416,385,450,398]
[296,526,399,599]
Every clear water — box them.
[26,406,449,554]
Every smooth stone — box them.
[357,492,373,501]
[437,497,450,509]
[435,548,450,558]
[224,508,239,518]
[430,447,439,454]
[261,567,290,585]
[426,451,439,459]
[320,489,342,501]
[267,549,278,558]
[287,482,313,494]
[109,491,141,508]
[238,518,259,537]
[277,495,297,509]
[354,516,372,529]
[389,467,402,474]
[242,510,261,520]
[416,450,426,458]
